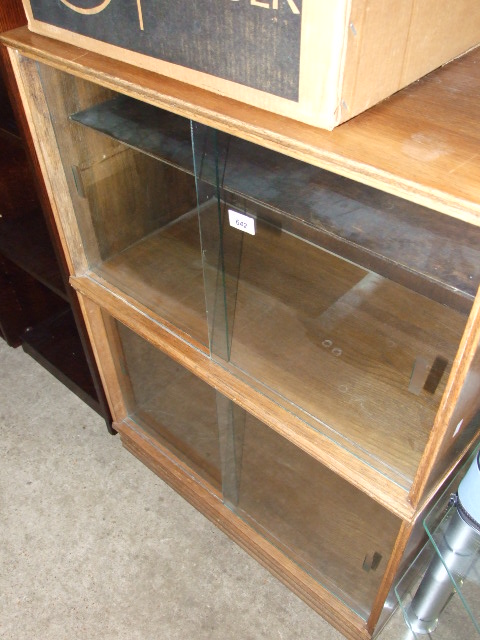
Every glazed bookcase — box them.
[2,26,480,639]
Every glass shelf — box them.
[73,97,480,308]
[192,124,480,310]
[395,447,480,637]
[49,83,480,341]
[395,542,479,639]
[70,95,194,175]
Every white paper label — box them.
[228,209,256,235]
[453,419,464,438]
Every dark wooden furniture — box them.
[0,1,111,426]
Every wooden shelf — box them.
[22,308,101,413]
[83,185,466,488]
[94,210,208,350]
[9,31,479,508]
[4,25,480,639]
[3,26,480,225]
[67,91,475,489]
[72,95,479,311]
[0,211,66,299]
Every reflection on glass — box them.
[396,540,480,640]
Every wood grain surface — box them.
[2,27,480,225]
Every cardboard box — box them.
[21,0,480,130]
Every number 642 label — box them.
[228,209,256,236]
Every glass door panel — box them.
[217,399,401,620]
[113,318,221,490]
[420,344,480,499]
[192,122,477,489]
[38,63,208,349]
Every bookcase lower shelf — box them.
[116,416,373,640]
[21,308,101,413]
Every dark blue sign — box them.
[30,0,303,100]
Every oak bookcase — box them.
[2,26,479,638]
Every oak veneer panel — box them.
[78,294,131,422]
[7,30,476,506]
[4,28,478,634]
[5,48,89,276]
[2,27,480,225]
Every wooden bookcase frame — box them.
[2,26,479,638]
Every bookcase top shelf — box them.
[2,26,480,228]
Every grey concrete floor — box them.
[0,339,469,640]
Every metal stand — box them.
[406,451,480,635]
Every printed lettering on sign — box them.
[59,0,301,21]
[250,0,300,14]
[60,0,144,28]
[29,0,303,101]
[59,0,112,14]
